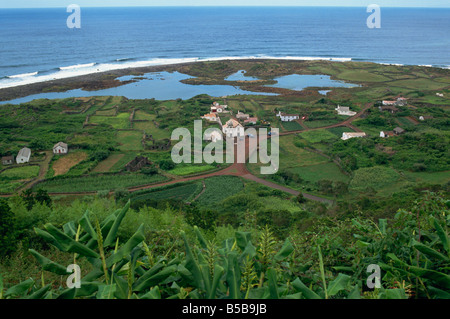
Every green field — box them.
[349,166,400,192]
[90,113,130,129]
[168,164,217,176]
[288,162,349,184]
[33,173,168,193]
[130,182,203,203]
[0,165,40,179]
[281,121,303,131]
[117,131,143,151]
[298,129,339,144]
[196,176,244,206]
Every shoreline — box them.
[0,57,448,103]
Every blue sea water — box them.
[0,6,449,93]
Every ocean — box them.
[0,6,449,90]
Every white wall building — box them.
[341,132,367,141]
[335,105,357,116]
[222,119,244,138]
[16,147,31,164]
[53,142,68,154]
[276,111,300,122]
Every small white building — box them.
[201,113,219,122]
[236,111,250,120]
[341,132,367,141]
[53,142,68,154]
[211,102,227,113]
[335,105,357,116]
[204,130,223,143]
[222,119,244,138]
[380,131,394,138]
[276,111,300,122]
[16,147,31,164]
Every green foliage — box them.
[0,199,17,258]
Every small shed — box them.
[394,127,405,135]
[53,142,68,154]
[2,156,14,165]
[16,147,31,164]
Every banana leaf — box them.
[29,249,70,275]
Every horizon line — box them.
[2,5,450,9]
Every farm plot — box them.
[117,131,143,151]
[33,173,168,193]
[90,113,130,129]
[281,121,303,131]
[196,176,244,206]
[0,165,40,193]
[130,182,203,203]
[288,162,349,184]
[92,153,125,173]
[52,151,88,176]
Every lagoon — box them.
[0,71,276,105]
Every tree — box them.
[0,199,17,257]
[35,189,52,207]
[158,159,175,171]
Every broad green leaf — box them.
[140,286,161,299]
[29,249,70,275]
[327,273,351,297]
[106,224,145,267]
[96,284,117,299]
[226,252,241,299]
[428,286,450,299]
[43,224,99,258]
[194,226,208,249]
[132,265,177,292]
[381,288,407,299]
[292,278,321,299]
[79,211,98,240]
[235,231,251,251]
[27,285,52,299]
[274,238,294,261]
[181,231,204,290]
[412,240,449,262]
[4,279,34,298]
[207,265,224,299]
[267,268,279,299]
[379,219,387,236]
[104,200,130,247]
[433,217,449,253]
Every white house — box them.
[276,111,300,122]
[335,105,357,116]
[236,111,250,120]
[341,132,367,141]
[222,119,244,138]
[201,113,219,122]
[53,142,68,154]
[16,147,31,164]
[211,102,227,113]
[204,130,223,143]
[380,131,394,138]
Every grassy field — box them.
[281,121,303,131]
[90,113,130,129]
[168,164,217,176]
[288,162,349,184]
[33,173,168,193]
[298,129,339,144]
[92,153,125,173]
[52,151,88,176]
[0,165,41,193]
[349,166,400,192]
[196,176,244,206]
[116,131,143,151]
[130,182,203,203]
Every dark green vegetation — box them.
[0,192,448,299]
[0,59,449,299]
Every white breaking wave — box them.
[59,62,96,70]
[0,56,353,90]
[7,71,38,78]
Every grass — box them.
[92,153,125,173]
[196,176,244,206]
[288,162,349,183]
[0,165,40,180]
[117,131,143,151]
[327,126,355,137]
[130,182,203,203]
[298,129,339,144]
[33,173,168,193]
[168,164,217,176]
[349,166,400,192]
[90,113,130,129]
[303,119,341,129]
[52,151,88,176]
[281,121,303,131]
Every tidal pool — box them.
[266,74,360,91]
[0,71,277,105]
